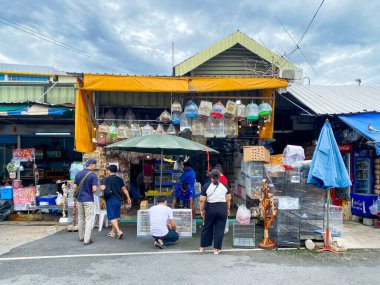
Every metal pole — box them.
[160,149,163,195]
[17,135,20,180]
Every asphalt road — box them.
[0,224,379,285]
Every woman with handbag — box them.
[199,168,231,255]
[101,165,131,239]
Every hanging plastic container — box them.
[172,112,180,125]
[214,117,226,138]
[117,124,130,141]
[191,117,205,137]
[259,102,272,119]
[236,102,246,119]
[246,102,259,121]
[142,123,154,136]
[159,110,172,123]
[180,112,191,131]
[131,123,141,138]
[198,100,213,118]
[225,100,237,118]
[184,100,199,118]
[226,118,238,138]
[204,117,215,138]
[171,101,182,114]
[167,124,176,135]
[211,101,225,119]
[155,123,165,134]
[109,122,118,143]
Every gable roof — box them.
[174,31,295,76]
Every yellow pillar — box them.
[260,89,275,139]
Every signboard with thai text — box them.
[12,148,35,162]
[13,187,36,211]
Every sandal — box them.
[107,232,116,238]
[154,239,165,249]
[213,249,221,255]
[199,247,205,253]
[117,231,123,239]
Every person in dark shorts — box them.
[101,165,131,239]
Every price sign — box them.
[13,187,36,211]
[12,148,35,162]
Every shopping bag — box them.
[236,205,251,224]
[224,217,229,234]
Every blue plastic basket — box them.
[0,186,13,200]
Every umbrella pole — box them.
[318,189,338,253]
[160,149,163,195]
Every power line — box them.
[0,16,132,72]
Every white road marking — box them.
[0,248,267,261]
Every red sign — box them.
[338,144,352,152]
[13,187,36,211]
[12,148,35,162]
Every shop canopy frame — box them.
[75,74,288,153]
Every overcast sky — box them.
[0,0,379,85]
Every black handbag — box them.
[103,178,113,200]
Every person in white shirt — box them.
[149,196,179,249]
[199,169,231,255]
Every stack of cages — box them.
[232,221,255,248]
[241,161,264,208]
[136,210,151,237]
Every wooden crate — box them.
[243,146,270,162]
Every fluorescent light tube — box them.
[35,132,71,136]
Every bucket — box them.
[12,179,22,189]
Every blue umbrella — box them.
[307,120,351,253]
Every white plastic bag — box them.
[236,205,251,225]
[369,197,380,215]
[224,217,229,234]
[55,192,64,205]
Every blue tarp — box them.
[339,113,380,155]
[307,121,352,190]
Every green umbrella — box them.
[106,134,218,192]
[106,134,218,155]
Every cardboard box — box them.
[243,146,270,162]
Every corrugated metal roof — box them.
[286,85,380,115]
[174,31,295,76]
[0,63,58,75]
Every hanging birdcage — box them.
[180,112,192,131]
[199,100,213,118]
[172,113,180,125]
[142,123,154,136]
[155,123,165,134]
[171,101,182,114]
[184,100,199,118]
[104,109,115,124]
[117,124,130,141]
[225,100,237,118]
[159,110,172,123]
[131,123,141,138]
[214,117,226,138]
[259,102,272,119]
[124,107,136,126]
[246,102,259,121]
[167,124,177,135]
[204,117,215,138]
[108,122,118,143]
[236,102,246,119]
[211,101,225,119]
[226,118,238,138]
[191,117,205,137]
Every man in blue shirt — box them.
[74,159,98,245]
[172,161,195,212]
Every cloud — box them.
[0,0,379,84]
